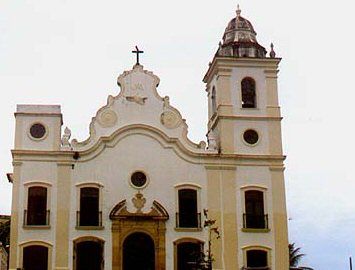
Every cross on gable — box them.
[132,46,144,65]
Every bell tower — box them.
[205,5,282,156]
[204,6,289,270]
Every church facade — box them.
[8,7,289,270]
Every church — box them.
[8,6,289,270]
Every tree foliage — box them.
[289,242,305,267]
[0,220,10,251]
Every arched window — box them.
[211,87,217,114]
[26,186,48,226]
[74,237,104,270]
[78,187,100,227]
[177,189,200,228]
[244,190,267,229]
[23,245,48,270]
[246,249,268,269]
[176,241,203,270]
[241,77,256,108]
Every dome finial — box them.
[236,4,241,18]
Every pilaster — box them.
[54,162,72,270]
[206,166,239,270]
[270,167,289,270]
[8,162,21,270]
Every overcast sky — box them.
[1,0,355,269]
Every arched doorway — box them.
[123,232,155,270]
[110,199,168,270]
[74,238,104,270]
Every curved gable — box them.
[69,65,207,154]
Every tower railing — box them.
[76,211,102,227]
[175,212,201,229]
[23,209,50,226]
[241,267,270,270]
[243,214,268,229]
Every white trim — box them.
[240,184,267,191]
[172,237,205,244]
[18,240,53,247]
[174,183,202,189]
[75,182,104,188]
[23,181,52,187]
[72,235,106,243]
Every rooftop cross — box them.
[132,46,144,65]
[236,4,241,18]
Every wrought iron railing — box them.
[243,214,268,229]
[23,209,50,226]
[76,211,102,227]
[176,212,202,228]
[242,267,270,270]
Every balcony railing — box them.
[23,210,50,226]
[290,266,313,270]
[176,212,201,229]
[76,211,102,227]
[243,214,268,229]
[242,267,270,270]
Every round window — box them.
[29,123,46,139]
[243,129,259,145]
[131,171,147,188]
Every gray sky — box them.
[1,0,354,269]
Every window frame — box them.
[174,183,202,231]
[242,245,271,270]
[19,240,53,270]
[75,182,104,230]
[240,185,269,232]
[23,181,51,228]
[173,238,204,270]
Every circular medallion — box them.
[130,171,148,189]
[243,129,259,145]
[98,109,118,128]
[160,111,181,129]
[29,123,47,140]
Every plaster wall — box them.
[68,134,208,269]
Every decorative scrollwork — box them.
[98,109,118,128]
[160,111,182,129]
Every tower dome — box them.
[217,6,267,58]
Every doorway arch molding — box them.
[110,199,169,270]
